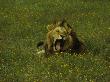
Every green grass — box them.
[0,0,110,82]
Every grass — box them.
[0,0,110,82]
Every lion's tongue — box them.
[56,42,61,51]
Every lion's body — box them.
[37,20,85,55]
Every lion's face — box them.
[52,27,68,51]
[52,27,67,40]
[47,21,72,51]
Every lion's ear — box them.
[47,24,55,31]
[64,23,73,34]
[57,19,66,27]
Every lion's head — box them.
[46,20,73,51]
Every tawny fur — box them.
[37,20,85,55]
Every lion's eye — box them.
[56,30,60,32]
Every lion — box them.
[37,19,85,56]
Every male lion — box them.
[37,20,85,55]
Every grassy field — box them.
[0,0,110,82]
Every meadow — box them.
[0,0,110,82]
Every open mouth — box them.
[54,39,65,51]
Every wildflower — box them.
[108,28,110,30]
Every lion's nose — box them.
[60,35,65,39]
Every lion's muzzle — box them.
[54,38,65,51]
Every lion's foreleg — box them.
[44,34,54,55]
